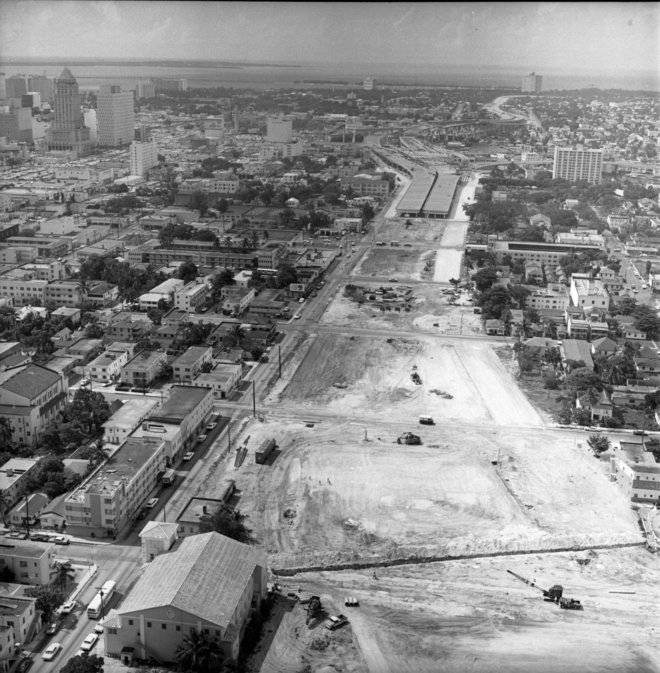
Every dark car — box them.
[137,508,147,520]
[29,533,49,542]
[16,658,33,673]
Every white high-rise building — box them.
[97,85,135,147]
[130,139,158,176]
[83,109,97,141]
[522,72,543,93]
[363,77,375,91]
[266,116,292,143]
[553,146,603,185]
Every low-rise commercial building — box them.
[610,443,660,503]
[569,277,610,310]
[175,497,225,537]
[102,398,159,446]
[103,532,267,663]
[194,364,242,400]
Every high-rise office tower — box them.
[521,72,543,93]
[83,109,97,141]
[234,105,239,132]
[553,146,603,184]
[97,85,135,146]
[28,75,54,102]
[5,75,28,99]
[0,73,6,100]
[46,67,93,155]
[130,139,158,176]
[266,115,293,143]
[363,77,375,91]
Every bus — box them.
[162,469,176,486]
[87,580,116,619]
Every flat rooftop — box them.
[423,173,460,215]
[396,167,436,214]
[103,398,159,428]
[148,385,210,422]
[173,346,210,367]
[176,497,224,524]
[68,437,164,501]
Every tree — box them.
[198,505,253,543]
[473,267,498,292]
[85,322,104,339]
[25,585,64,623]
[216,198,229,214]
[135,338,161,351]
[82,442,110,467]
[0,491,10,525]
[276,263,298,289]
[177,261,199,284]
[60,654,105,673]
[479,285,511,320]
[174,628,223,673]
[147,308,164,326]
[449,278,460,288]
[228,324,246,347]
[51,560,75,592]
[361,203,375,226]
[587,434,611,455]
[0,418,12,451]
[189,190,210,216]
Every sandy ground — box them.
[353,248,436,281]
[440,222,468,247]
[291,547,660,673]
[434,249,463,283]
[319,283,481,336]
[265,335,542,429]
[376,219,447,244]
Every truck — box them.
[397,432,422,445]
[162,469,176,486]
[220,479,236,503]
[255,438,276,464]
[419,415,434,425]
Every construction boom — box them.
[506,570,563,602]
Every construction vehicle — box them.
[559,597,582,610]
[506,570,564,602]
[411,372,422,385]
[397,432,422,445]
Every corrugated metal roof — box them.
[117,533,267,628]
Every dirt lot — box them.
[291,547,660,673]
[320,283,483,336]
[353,248,436,281]
[265,334,541,428]
[376,218,448,243]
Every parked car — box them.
[294,314,301,319]
[136,508,147,520]
[58,600,76,616]
[6,532,27,540]
[16,658,33,673]
[196,434,207,444]
[183,452,195,462]
[29,533,49,542]
[388,278,398,283]
[41,643,61,661]
[94,623,104,635]
[145,498,159,510]
[81,634,98,651]
[324,614,349,631]
[207,422,217,430]
[53,536,70,545]
[46,623,59,636]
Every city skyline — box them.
[0,1,658,78]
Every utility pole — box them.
[252,380,256,417]
[278,345,282,378]
[24,495,30,537]
[97,587,106,621]
[227,422,231,452]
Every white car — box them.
[196,434,207,444]
[294,314,301,320]
[42,643,61,661]
[58,600,76,615]
[183,452,195,461]
[145,497,159,509]
[81,633,99,652]
[207,422,217,430]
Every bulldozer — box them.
[397,432,422,445]
[507,570,582,609]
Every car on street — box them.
[207,422,217,430]
[294,314,301,319]
[81,633,99,651]
[183,452,195,461]
[388,278,398,283]
[94,623,104,634]
[196,434,207,444]
[145,498,159,509]
[298,297,305,303]
[41,643,61,661]
[29,533,49,542]
[58,600,76,615]
[136,508,148,520]
[46,623,59,635]
[53,536,69,545]
[16,658,33,673]
[75,649,85,658]
[6,532,28,540]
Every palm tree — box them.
[86,442,110,467]
[228,324,246,347]
[0,418,12,450]
[261,229,269,244]
[0,491,10,526]
[51,560,75,592]
[174,629,223,673]
[249,230,260,249]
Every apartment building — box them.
[87,350,129,383]
[130,140,158,176]
[610,443,660,504]
[569,277,610,310]
[172,347,212,383]
[526,284,570,310]
[63,437,167,536]
[0,592,38,647]
[0,460,39,507]
[195,364,242,400]
[129,421,184,468]
[221,287,255,315]
[121,350,167,388]
[102,398,159,446]
[5,237,69,257]
[553,146,603,184]
[0,274,47,305]
[0,365,66,448]
[103,533,267,664]
[341,172,390,197]
[173,282,208,313]
[43,279,84,308]
[107,319,152,342]
[0,541,54,585]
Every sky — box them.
[0,1,658,74]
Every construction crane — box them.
[507,570,582,610]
